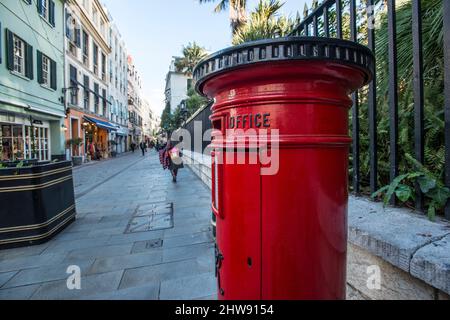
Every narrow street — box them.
[0,152,216,300]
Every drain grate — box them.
[125,202,174,234]
[131,239,164,253]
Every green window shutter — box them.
[50,59,57,90]
[37,50,43,84]
[25,43,33,80]
[0,22,2,65]
[37,0,43,15]
[49,1,55,27]
[5,29,14,71]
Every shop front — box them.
[83,116,117,161]
[111,126,128,155]
[0,106,65,163]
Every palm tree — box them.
[232,0,295,45]
[174,42,208,77]
[199,0,248,34]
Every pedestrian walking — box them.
[160,140,184,183]
[131,142,136,153]
[140,141,146,156]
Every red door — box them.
[214,150,262,300]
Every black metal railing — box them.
[183,103,213,154]
[291,0,449,220]
[185,0,449,220]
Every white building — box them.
[64,0,113,160]
[127,55,143,145]
[142,99,159,141]
[106,17,128,154]
[165,57,191,113]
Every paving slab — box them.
[2,260,94,289]
[0,284,40,300]
[88,250,163,275]
[160,272,217,300]
[30,271,124,300]
[119,256,214,290]
[0,271,18,288]
[84,283,160,300]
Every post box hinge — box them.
[215,245,225,296]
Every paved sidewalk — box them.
[0,152,216,300]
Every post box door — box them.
[215,151,262,300]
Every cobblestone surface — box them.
[0,152,216,300]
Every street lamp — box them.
[62,86,80,113]
[180,100,189,127]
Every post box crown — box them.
[194,37,375,96]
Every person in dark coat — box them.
[161,140,184,183]
[139,141,146,156]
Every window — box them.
[41,55,50,87]
[37,51,56,90]
[82,31,89,65]
[101,53,106,81]
[26,126,49,161]
[100,19,105,38]
[40,0,49,20]
[94,83,99,114]
[102,89,107,116]
[93,43,98,75]
[5,30,33,79]
[83,75,90,109]
[1,124,49,162]
[13,35,25,76]
[92,6,98,26]
[70,65,78,106]
[38,0,55,27]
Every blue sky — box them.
[101,0,307,116]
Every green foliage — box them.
[186,88,208,114]
[0,163,6,169]
[174,42,208,77]
[161,89,209,133]
[372,159,450,221]
[15,161,24,169]
[67,138,84,147]
[160,102,173,133]
[353,0,446,218]
[232,0,295,45]
[199,0,248,33]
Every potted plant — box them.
[67,138,84,166]
[0,158,76,249]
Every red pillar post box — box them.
[194,38,374,300]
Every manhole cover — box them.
[125,202,174,233]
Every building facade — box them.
[0,0,66,163]
[127,55,143,147]
[63,0,115,161]
[106,18,128,154]
[142,99,156,143]
[165,57,191,113]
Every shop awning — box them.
[83,116,117,131]
[115,126,129,136]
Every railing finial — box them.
[303,3,309,18]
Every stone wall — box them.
[183,151,450,300]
